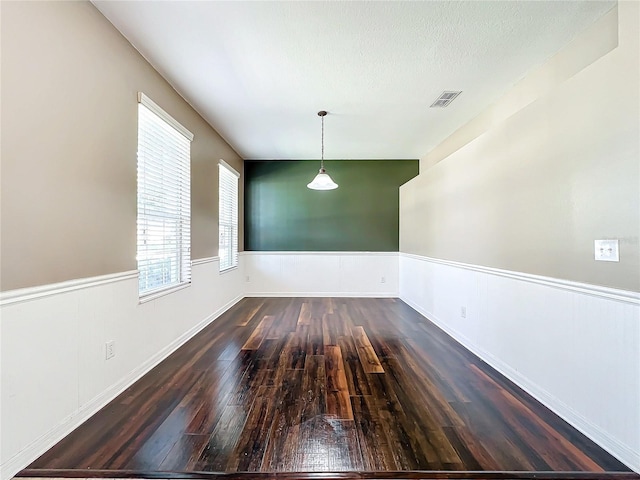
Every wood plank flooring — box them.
[22,298,634,478]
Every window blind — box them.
[219,161,239,271]
[137,93,193,297]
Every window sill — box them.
[139,282,191,304]
[219,265,238,275]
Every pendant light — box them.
[307,110,338,190]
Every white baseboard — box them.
[244,291,398,298]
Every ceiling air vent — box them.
[430,91,462,108]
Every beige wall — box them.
[401,3,640,292]
[1,1,243,291]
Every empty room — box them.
[1,1,639,479]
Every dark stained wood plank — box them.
[159,435,210,471]
[325,346,354,420]
[300,355,327,423]
[356,344,385,374]
[184,359,249,434]
[366,372,459,470]
[307,316,324,356]
[227,354,269,407]
[125,364,244,470]
[322,313,339,346]
[265,298,301,340]
[450,391,542,470]
[350,324,376,350]
[351,326,384,374]
[195,406,248,471]
[260,337,290,387]
[335,303,357,333]
[283,326,308,369]
[337,335,372,396]
[228,387,276,471]
[241,315,274,350]
[351,395,398,471]
[442,424,500,471]
[58,338,241,468]
[260,369,305,471]
[295,416,365,471]
[297,301,312,325]
[346,302,399,359]
[398,337,473,406]
[332,419,365,471]
[310,297,334,320]
[323,297,335,314]
[237,298,266,327]
[382,355,465,431]
[108,369,211,469]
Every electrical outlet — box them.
[594,239,619,262]
[105,341,116,360]
[461,307,467,318]
[381,276,386,284]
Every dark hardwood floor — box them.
[22,297,635,479]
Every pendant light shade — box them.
[307,167,338,190]
[307,111,338,190]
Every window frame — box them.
[218,159,240,273]
[136,92,194,300]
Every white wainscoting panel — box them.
[242,252,399,297]
[0,258,243,480]
[399,253,640,471]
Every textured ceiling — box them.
[92,1,615,160]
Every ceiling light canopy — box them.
[307,111,338,191]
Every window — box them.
[219,160,239,271]
[137,93,193,297]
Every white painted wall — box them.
[0,258,243,479]
[399,253,640,471]
[401,4,640,292]
[242,252,398,297]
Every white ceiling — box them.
[92,0,615,161]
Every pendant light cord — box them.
[308,110,337,190]
[320,113,325,170]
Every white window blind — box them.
[219,160,239,272]
[137,93,193,297]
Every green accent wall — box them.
[245,160,419,251]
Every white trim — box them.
[219,265,239,275]
[0,294,243,480]
[400,252,640,305]
[219,159,240,177]
[400,295,640,472]
[138,282,191,304]
[0,271,138,306]
[191,256,219,266]
[245,292,398,298]
[137,92,194,141]
[241,251,399,257]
